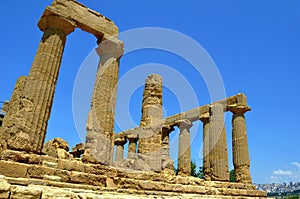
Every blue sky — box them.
[1,1,300,184]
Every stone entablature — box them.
[40,0,118,38]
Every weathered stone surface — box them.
[70,171,106,187]
[0,176,10,199]
[0,15,75,154]
[200,113,211,181]
[41,188,80,199]
[1,165,267,198]
[0,161,28,178]
[58,159,84,172]
[43,175,62,182]
[83,37,123,165]
[209,103,229,181]
[138,74,163,172]
[161,125,174,173]
[10,185,42,199]
[42,161,58,169]
[0,76,26,151]
[127,134,138,159]
[27,165,56,179]
[70,143,85,158]
[230,105,252,184]
[40,0,118,38]
[163,94,248,125]
[114,137,127,162]
[106,178,118,188]
[177,120,193,176]
[42,138,71,159]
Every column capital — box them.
[162,124,175,134]
[126,134,138,141]
[177,119,193,130]
[96,37,124,59]
[229,105,251,115]
[38,15,76,35]
[199,112,210,123]
[114,137,127,146]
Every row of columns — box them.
[199,103,252,183]
[114,134,138,162]
[177,103,252,183]
[112,102,251,184]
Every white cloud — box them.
[291,162,300,170]
[273,169,292,176]
[268,162,300,183]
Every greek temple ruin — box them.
[0,0,266,198]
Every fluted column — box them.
[83,37,123,165]
[161,125,175,173]
[200,113,211,181]
[209,103,229,181]
[177,119,193,176]
[114,137,127,162]
[0,15,75,153]
[127,134,138,159]
[230,106,252,184]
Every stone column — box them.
[200,113,211,181]
[0,15,75,153]
[138,74,163,172]
[161,125,175,174]
[83,37,123,165]
[114,137,127,162]
[230,106,252,184]
[127,134,138,159]
[0,76,27,147]
[177,119,193,176]
[209,103,229,181]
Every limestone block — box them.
[41,188,79,199]
[43,175,61,182]
[43,138,70,152]
[28,154,41,164]
[70,172,106,187]
[0,177,10,199]
[54,169,71,183]
[42,138,71,159]
[42,161,58,168]
[27,165,56,179]
[77,192,104,199]
[57,148,73,159]
[40,0,118,38]
[0,161,28,178]
[41,155,58,163]
[10,185,42,199]
[106,178,117,188]
[57,159,84,172]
